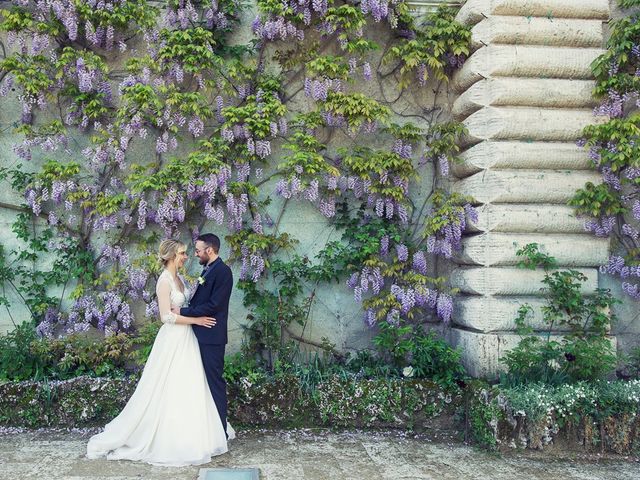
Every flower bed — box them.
[0,376,138,428]
[0,375,462,433]
[2,375,639,454]
[470,381,640,454]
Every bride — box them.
[87,239,234,466]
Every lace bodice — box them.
[158,269,187,309]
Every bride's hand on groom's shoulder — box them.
[195,316,216,328]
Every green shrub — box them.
[343,349,396,379]
[619,346,640,379]
[224,351,264,386]
[29,332,134,379]
[131,321,162,366]
[0,324,139,381]
[501,244,618,386]
[0,321,40,381]
[374,323,466,389]
[411,327,466,388]
[466,386,502,450]
[0,376,138,428]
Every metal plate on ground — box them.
[198,468,260,480]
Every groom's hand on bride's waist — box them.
[171,305,180,315]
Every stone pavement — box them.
[0,429,638,480]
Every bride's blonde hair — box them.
[158,239,186,267]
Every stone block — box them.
[454,45,603,92]
[452,78,597,120]
[453,295,610,333]
[449,328,616,378]
[447,328,521,377]
[470,16,604,50]
[461,107,603,146]
[457,232,610,267]
[467,204,585,233]
[452,141,593,178]
[448,266,598,295]
[453,169,602,204]
[457,0,609,26]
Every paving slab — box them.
[0,429,638,480]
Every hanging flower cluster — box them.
[343,189,476,326]
[220,77,287,161]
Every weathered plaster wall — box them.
[0,1,638,378]
[0,3,447,356]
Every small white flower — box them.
[547,359,560,370]
[402,366,414,378]
[197,276,205,285]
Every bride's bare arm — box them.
[156,276,216,327]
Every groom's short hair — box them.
[197,233,220,254]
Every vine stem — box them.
[411,173,437,240]
[2,280,30,326]
[283,324,329,351]
[254,169,282,188]
[281,32,339,102]
[273,197,289,235]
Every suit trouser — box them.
[199,344,227,436]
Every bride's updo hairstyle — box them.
[158,239,185,267]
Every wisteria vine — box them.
[573,0,640,300]
[0,0,472,348]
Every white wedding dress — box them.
[87,269,234,466]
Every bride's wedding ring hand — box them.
[196,316,216,328]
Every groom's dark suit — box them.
[180,257,233,436]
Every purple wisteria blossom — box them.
[128,268,149,296]
[360,0,391,22]
[386,309,400,326]
[622,282,640,299]
[593,90,631,118]
[146,299,159,319]
[436,293,453,324]
[379,235,389,256]
[633,200,640,221]
[318,197,336,218]
[412,251,428,275]
[252,15,304,42]
[584,216,616,237]
[98,244,130,268]
[396,243,408,262]
[438,155,450,176]
[363,63,372,81]
[364,309,376,327]
[36,308,59,338]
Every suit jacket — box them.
[180,257,233,345]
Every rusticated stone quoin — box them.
[447,0,612,377]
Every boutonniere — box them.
[197,276,205,285]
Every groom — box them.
[173,233,233,437]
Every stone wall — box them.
[0,2,442,353]
[445,0,636,377]
[0,0,638,377]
